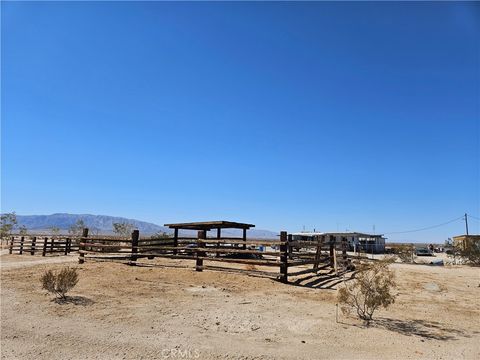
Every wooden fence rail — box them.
[8,235,79,256]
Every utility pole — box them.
[464,213,469,235]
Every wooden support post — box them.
[50,238,54,253]
[19,236,24,255]
[173,228,178,255]
[279,231,288,283]
[130,230,140,265]
[64,237,69,255]
[288,234,293,259]
[31,236,37,255]
[9,236,14,254]
[342,236,348,265]
[333,246,338,275]
[329,235,335,267]
[78,228,89,263]
[313,235,324,270]
[67,238,71,253]
[196,230,206,271]
[242,228,247,250]
[216,228,221,258]
[42,237,48,257]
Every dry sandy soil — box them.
[1,253,479,360]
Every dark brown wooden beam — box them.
[279,231,288,283]
[196,230,206,271]
[242,228,247,250]
[173,228,178,255]
[216,228,221,258]
[164,220,255,231]
[78,228,89,263]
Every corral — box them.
[74,221,352,283]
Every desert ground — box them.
[1,252,479,360]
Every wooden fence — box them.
[8,235,78,256]
[78,229,351,283]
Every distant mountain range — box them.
[12,213,278,239]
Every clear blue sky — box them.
[2,2,479,242]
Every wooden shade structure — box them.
[164,221,255,231]
[164,221,255,258]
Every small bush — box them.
[41,267,79,300]
[337,259,396,323]
[112,222,135,239]
[458,239,480,266]
[391,244,415,263]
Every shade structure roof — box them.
[164,221,255,231]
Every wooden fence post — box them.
[342,236,348,266]
[279,231,288,283]
[313,235,324,270]
[31,236,37,255]
[130,230,139,265]
[9,236,14,254]
[333,246,338,275]
[242,228,247,250]
[19,236,24,255]
[79,228,89,264]
[329,235,335,267]
[173,228,178,256]
[42,237,48,256]
[64,237,69,255]
[66,238,71,253]
[196,230,206,271]
[50,238,54,253]
[288,234,293,259]
[216,228,221,258]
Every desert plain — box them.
[1,252,479,360]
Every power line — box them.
[467,214,480,221]
[384,216,464,235]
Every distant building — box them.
[452,234,480,250]
[290,231,386,254]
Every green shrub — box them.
[338,259,396,323]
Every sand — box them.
[1,253,479,360]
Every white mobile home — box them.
[290,231,386,254]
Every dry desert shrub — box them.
[391,244,415,263]
[338,259,396,323]
[458,239,480,266]
[41,267,79,300]
[112,222,135,239]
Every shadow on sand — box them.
[290,269,355,290]
[372,317,470,341]
[53,296,95,306]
